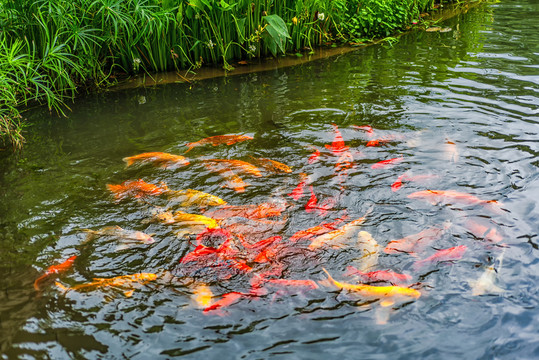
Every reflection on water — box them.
[1,0,538,358]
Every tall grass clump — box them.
[0,0,460,149]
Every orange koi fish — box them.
[371,156,404,169]
[384,222,451,255]
[249,156,292,174]
[203,159,262,177]
[240,235,283,263]
[322,268,421,306]
[123,152,189,169]
[55,273,157,296]
[192,283,213,308]
[289,215,348,242]
[464,219,503,243]
[34,255,77,291]
[413,245,467,271]
[305,186,334,216]
[366,139,391,147]
[204,202,284,220]
[351,124,374,137]
[184,134,253,153]
[289,173,309,200]
[308,149,321,164]
[325,124,349,154]
[203,291,248,315]
[343,266,412,285]
[309,212,370,249]
[107,179,168,201]
[407,190,503,212]
[203,162,250,193]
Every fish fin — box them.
[124,290,135,297]
[123,157,135,167]
[184,144,194,153]
[55,281,69,292]
[380,299,394,307]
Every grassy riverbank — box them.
[0,0,461,149]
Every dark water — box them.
[1,0,538,358]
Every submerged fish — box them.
[309,211,370,249]
[352,231,380,272]
[55,273,157,297]
[192,283,214,308]
[322,268,421,307]
[444,140,459,163]
[203,159,262,177]
[384,222,451,255]
[366,139,391,147]
[203,162,250,193]
[184,134,253,153]
[34,255,77,291]
[413,245,467,271]
[203,291,248,315]
[308,149,321,164]
[289,173,309,201]
[248,157,292,174]
[469,250,505,296]
[371,156,404,169]
[82,226,155,251]
[407,190,503,212]
[204,202,285,220]
[464,219,503,243]
[167,189,227,207]
[391,173,439,192]
[351,124,374,137]
[157,210,219,229]
[289,216,348,242]
[325,123,349,154]
[343,266,412,285]
[123,152,189,169]
[107,179,168,201]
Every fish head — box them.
[134,231,155,244]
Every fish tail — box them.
[122,156,135,167]
[184,143,194,153]
[34,274,48,291]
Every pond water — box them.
[1,0,538,358]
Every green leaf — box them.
[262,14,290,55]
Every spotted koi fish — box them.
[55,273,157,297]
[184,134,253,153]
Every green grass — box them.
[0,0,462,150]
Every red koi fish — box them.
[325,124,349,154]
[289,173,309,201]
[305,186,334,216]
[203,291,248,315]
[351,124,374,137]
[464,220,503,243]
[308,149,321,164]
[407,190,503,213]
[343,266,412,285]
[289,216,348,242]
[180,240,252,273]
[334,151,354,173]
[107,179,168,201]
[371,156,404,169]
[413,245,467,271]
[391,173,439,192]
[238,235,283,263]
[185,134,253,153]
[34,255,77,291]
[384,223,451,255]
[123,152,189,169]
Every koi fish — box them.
[204,202,284,220]
[469,250,505,296]
[221,217,287,240]
[464,219,503,243]
[203,162,250,193]
[203,291,247,315]
[325,124,349,154]
[309,211,370,249]
[55,273,157,296]
[157,210,219,229]
[34,255,77,291]
[241,235,283,263]
[391,173,439,192]
[413,245,467,271]
[123,152,189,169]
[351,124,374,137]
[107,179,168,201]
[305,186,335,217]
[334,151,354,174]
[167,189,227,207]
[180,240,252,273]
[384,222,451,255]
[371,156,404,169]
[196,227,235,247]
[444,140,459,163]
[308,149,321,164]
[366,139,391,147]
[248,157,292,174]
[192,283,213,308]
[343,266,412,285]
[184,134,253,153]
[322,268,421,307]
[407,190,503,212]
[289,173,309,201]
[289,216,348,242]
[203,159,262,177]
[353,231,380,272]
[265,279,318,289]
[82,226,155,251]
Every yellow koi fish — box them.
[322,268,421,307]
[192,283,213,308]
[163,210,219,229]
[167,189,227,207]
[55,273,157,297]
[123,152,189,169]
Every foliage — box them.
[0,0,461,149]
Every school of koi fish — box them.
[35,125,507,323]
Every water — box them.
[1,0,538,358]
